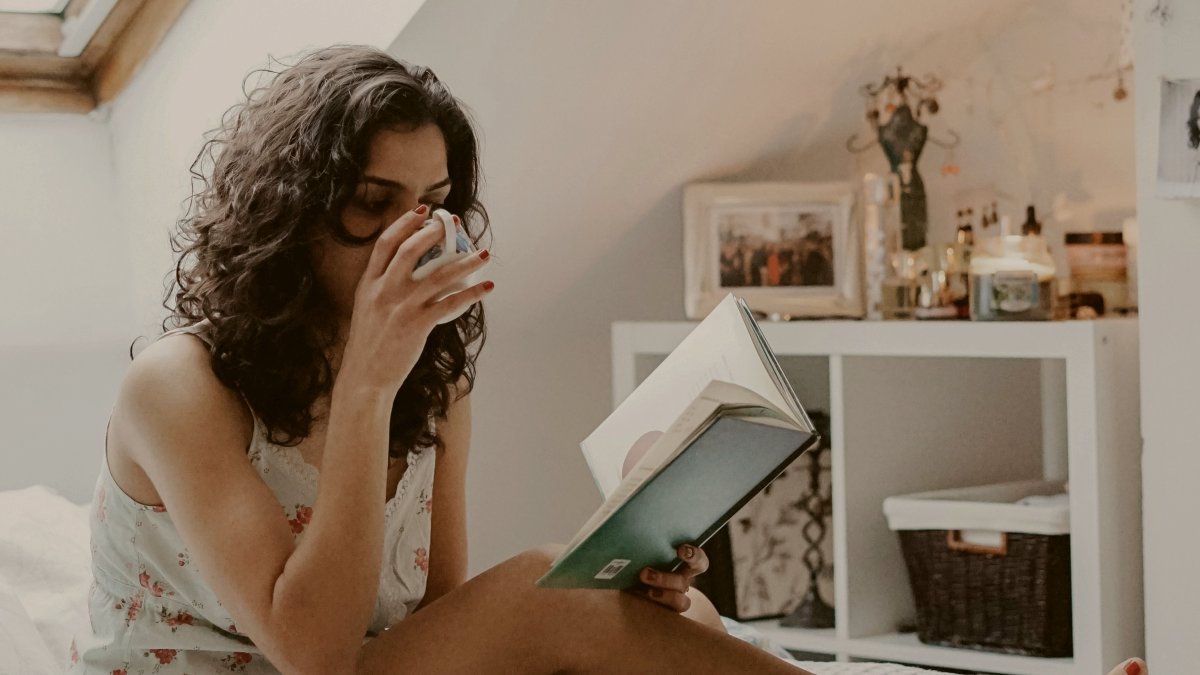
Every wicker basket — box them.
[884,481,1072,657]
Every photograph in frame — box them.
[714,205,837,290]
[684,182,862,320]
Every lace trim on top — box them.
[244,414,422,519]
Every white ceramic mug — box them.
[412,208,481,324]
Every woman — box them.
[68,45,809,674]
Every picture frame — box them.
[684,182,863,320]
[1156,77,1200,200]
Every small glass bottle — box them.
[1021,205,1042,236]
[952,225,973,318]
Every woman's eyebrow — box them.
[361,175,452,192]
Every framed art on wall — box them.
[1157,77,1200,200]
[684,182,862,320]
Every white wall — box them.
[389,0,1135,572]
[108,0,428,336]
[1134,0,1200,670]
[0,114,133,499]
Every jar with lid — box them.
[1064,232,1127,314]
[969,234,1057,321]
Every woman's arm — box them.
[121,336,393,674]
[417,379,472,609]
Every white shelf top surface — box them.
[749,621,1077,675]
[614,318,1137,360]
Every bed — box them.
[0,485,938,674]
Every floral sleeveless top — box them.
[67,328,437,674]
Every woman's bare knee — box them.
[512,544,566,574]
[683,588,726,633]
[475,544,565,596]
[354,545,575,674]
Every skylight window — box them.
[0,0,188,113]
[0,0,68,13]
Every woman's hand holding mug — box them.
[340,205,492,395]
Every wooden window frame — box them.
[0,0,189,113]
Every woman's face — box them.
[312,123,452,326]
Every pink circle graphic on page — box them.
[622,430,664,479]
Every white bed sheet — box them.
[0,579,58,675]
[0,485,92,672]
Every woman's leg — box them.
[356,545,808,675]
[682,586,727,633]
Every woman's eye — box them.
[359,199,391,214]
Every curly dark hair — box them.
[163,45,488,459]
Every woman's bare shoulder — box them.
[110,333,255,486]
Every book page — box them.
[561,380,786,556]
[582,294,800,498]
[618,380,784,495]
[738,300,814,429]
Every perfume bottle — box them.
[1021,205,1042,236]
[952,221,974,319]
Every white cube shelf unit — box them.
[611,318,1142,675]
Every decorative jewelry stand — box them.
[846,67,959,251]
[780,410,835,629]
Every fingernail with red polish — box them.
[644,569,658,583]
[1125,660,1141,675]
[483,280,495,291]
[650,589,662,599]
[479,249,490,261]
[414,204,429,215]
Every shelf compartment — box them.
[839,355,1048,640]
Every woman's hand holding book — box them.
[636,544,710,613]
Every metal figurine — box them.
[847,67,960,251]
[780,411,835,629]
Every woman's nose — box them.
[393,200,421,221]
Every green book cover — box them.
[536,414,817,589]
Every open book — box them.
[536,294,818,589]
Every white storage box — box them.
[882,479,1073,657]
[883,479,1069,537]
